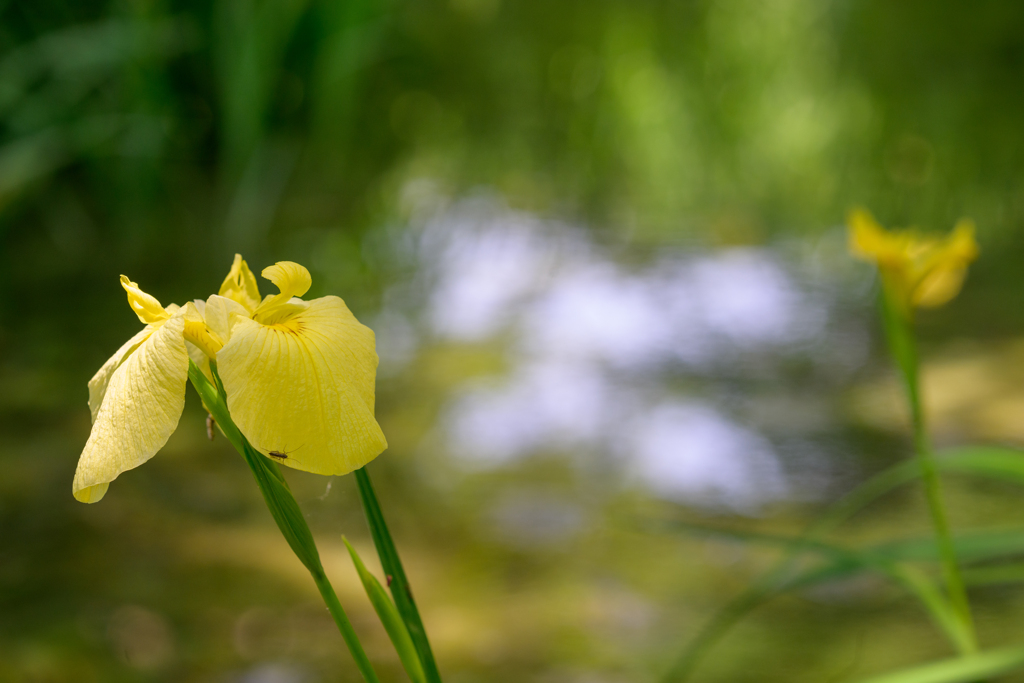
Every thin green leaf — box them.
[654,518,1024,569]
[344,537,427,683]
[937,446,1024,486]
[650,517,974,651]
[851,646,1024,683]
[355,467,443,683]
[962,562,1024,586]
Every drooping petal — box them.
[73,312,190,503]
[218,254,262,313]
[87,326,154,423]
[217,295,387,476]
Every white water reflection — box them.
[387,190,856,510]
[625,402,786,511]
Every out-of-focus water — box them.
[377,188,870,512]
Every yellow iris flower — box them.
[847,207,979,311]
[73,256,387,503]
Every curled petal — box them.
[217,295,387,476]
[262,261,311,299]
[73,313,190,503]
[121,275,171,325]
[253,262,313,325]
[218,254,262,313]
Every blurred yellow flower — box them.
[205,255,388,478]
[847,207,979,310]
[73,257,386,502]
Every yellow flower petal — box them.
[218,254,262,313]
[217,295,387,476]
[203,294,251,345]
[262,261,311,299]
[911,219,979,307]
[186,339,213,384]
[73,312,190,503]
[87,326,153,423]
[848,208,912,266]
[182,301,224,358]
[253,262,313,325]
[847,207,979,311]
[913,265,968,308]
[121,275,172,325]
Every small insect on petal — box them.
[269,450,289,459]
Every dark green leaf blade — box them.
[355,467,443,683]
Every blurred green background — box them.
[6,1,1024,681]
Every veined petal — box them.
[218,254,262,313]
[73,312,190,503]
[217,295,387,476]
[87,326,154,423]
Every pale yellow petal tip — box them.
[218,254,262,312]
[74,481,109,504]
[262,261,312,299]
[121,275,171,325]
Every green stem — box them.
[355,467,443,683]
[312,569,380,678]
[189,361,381,683]
[881,289,977,653]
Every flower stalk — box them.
[879,286,977,654]
[188,360,381,683]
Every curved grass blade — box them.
[851,646,1024,683]
[355,466,443,683]
[660,445,1024,682]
